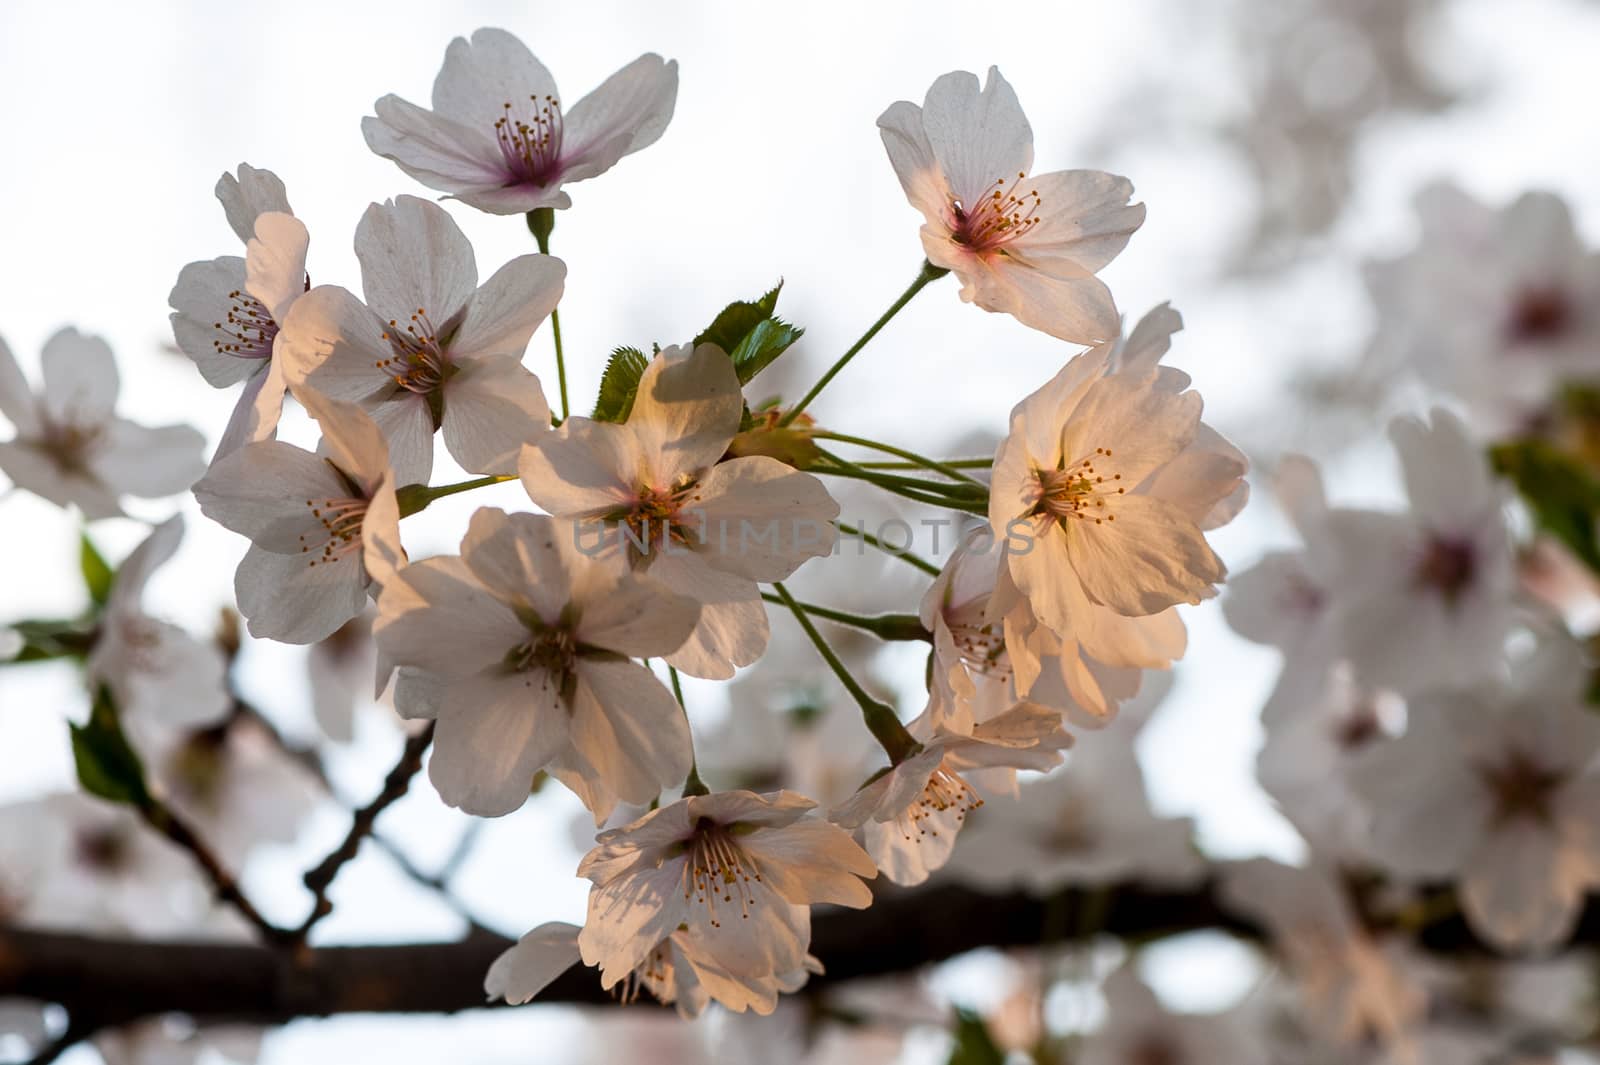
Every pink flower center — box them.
[949,172,1043,254]
[948,619,1010,678]
[495,94,564,186]
[1506,285,1574,346]
[1480,748,1564,824]
[377,308,453,395]
[298,492,369,568]
[1031,449,1124,526]
[682,819,763,928]
[213,289,278,361]
[1413,535,1476,604]
[899,768,983,842]
[35,418,101,474]
[76,824,133,872]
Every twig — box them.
[137,798,293,947]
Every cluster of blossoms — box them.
[7,17,1600,1065]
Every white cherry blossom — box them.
[0,329,204,518]
[363,28,678,215]
[193,392,404,644]
[168,164,308,460]
[277,194,564,484]
[375,508,699,819]
[878,67,1145,343]
[520,342,839,679]
[576,790,874,996]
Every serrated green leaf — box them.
[730,317,804,385]
[694,282,784,353]
[944,1009,1005,1065]
[592,346,650,423]
[1491,440,1600,573]
[81,532,114,607]
[70,686,149,806]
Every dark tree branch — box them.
[137,798,293,948]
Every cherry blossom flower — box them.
[830,703,1072,886]
[1323,408,1514,694]
[277,194,564,484]
[1362,182,1600,436]
[519,343,839,679]
[168,164,308,460]
[486,919,822,1017]
[575,790,874,996]
[363,28,678,215]
[374,508,700,819]
[1349,636,1600,953]
[878,67,1145,343]
[193,392,404,644]
[85,516,229,742]
[306,611,378,744]
[0,329,205,518]
[1079,964,1268,1065]
[1221,859,1426,1050]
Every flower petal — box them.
[235,542,368,644]
[40,328,118,428]
[168,256,263,387]
[559,54,679,182]
[361,96,507,194]
[430,668,568,816]
[216,164,292,245]
[355,195,478,324]
[485,922,582,1004]
[686,457,839,581]
[441,353,550,476]
[569,657,693,807]
[919,67,1033,207]
[1064,493,1225,615]
[430,28,558,130]
[245,212,310,324]
[626,344,744,485]
[452,254,566,360]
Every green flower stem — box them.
[814,457,990,515]
[810,430,985,486]
[835,521,942,577]
[527,208,569,424]
[778,260,948,428]
[395,475,516,518]
[668,665,709,797]
[770,582,921,763]
[757,592,930,641]
[856,457,994,471]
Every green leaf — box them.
[729,317,803,385]
[592,346,650,423]
[70,686,150,806]
[1491,440,1600,573]
[944,1009,1005,1065]
[694,282,783,352]
[81,532,114,607]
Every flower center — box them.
[900,768,983,841]
[1506,285,1574,345]
[495,94,564,185]
[1414,535,1475,604]
[36,417,101,474]
[376,308,454,395]
[683,818,762,928]
[948,620,1010,678]
[949,171,1043,254]
[76,824,133,872]
[611,479,700,564]
[507,624,577,682]
[298,493,370,569]
[1030,449,1124,526]
[212,289,278,361]
[1480,748,1565,824]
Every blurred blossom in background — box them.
[4,0,1600,1062]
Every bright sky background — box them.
[3,0,1600,1061]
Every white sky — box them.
[3,0,1600,1060]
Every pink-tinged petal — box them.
[1116,303,1184,376]
[453,254,566,360]
[193,440,348,550]
[645,552,766,679]
[1141,424,1249,530]
[212,357,286,462]
[1275,455,1328,540]
[919,67,1033,207]
[40,328,117,428]
[559,54,678,182]
[485,922,582,1004]
[574,573,699,659]
[0,441,121,518]
[1390,407,1495,528]
[877,99,952,226]
[108,515,184,608]
[448,183,573,215]
[627,344,744,485]
[365,392,433,488]
[1064,493,1225,615]
[569,658,693,806]
[101,621,230,732]
[547,749,621,826]
[742,819,876,907]
[361,98,508,194]
[93,420,206,499]
[393,667,448,721]
[579,864,691,986]
[430,27,558,130]
[1060,373,1201,484]
[430,668,567,816]
[216,164,292,245]
[376,554,521,676]
[1010,169,1145,274]
[686,457,839,580]
[441,354,550,476]
[860,804,963,886]
[301,391,392,492]
[0,334,38,435]
[518,417,639,516]
[245,212,309,324]
[276,285,393,402]
[950,248,1122,345]
[361,475,405,590]
[1461,823,1582,953]
[168,256,262,387]
[458,508,576,623]
[355,195,478,324]
[235,542,368,644]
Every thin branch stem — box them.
[294,722,436,945]
[810,430,985,485]
[758,592,929,641]
[667,665,709,797]
[770,582,920,763]
[396,474,516,518]
[779,260,948,427]
[137,797,292,947]
[836,522,942,577]
[527,208,569,423]
[856,457,994,471]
